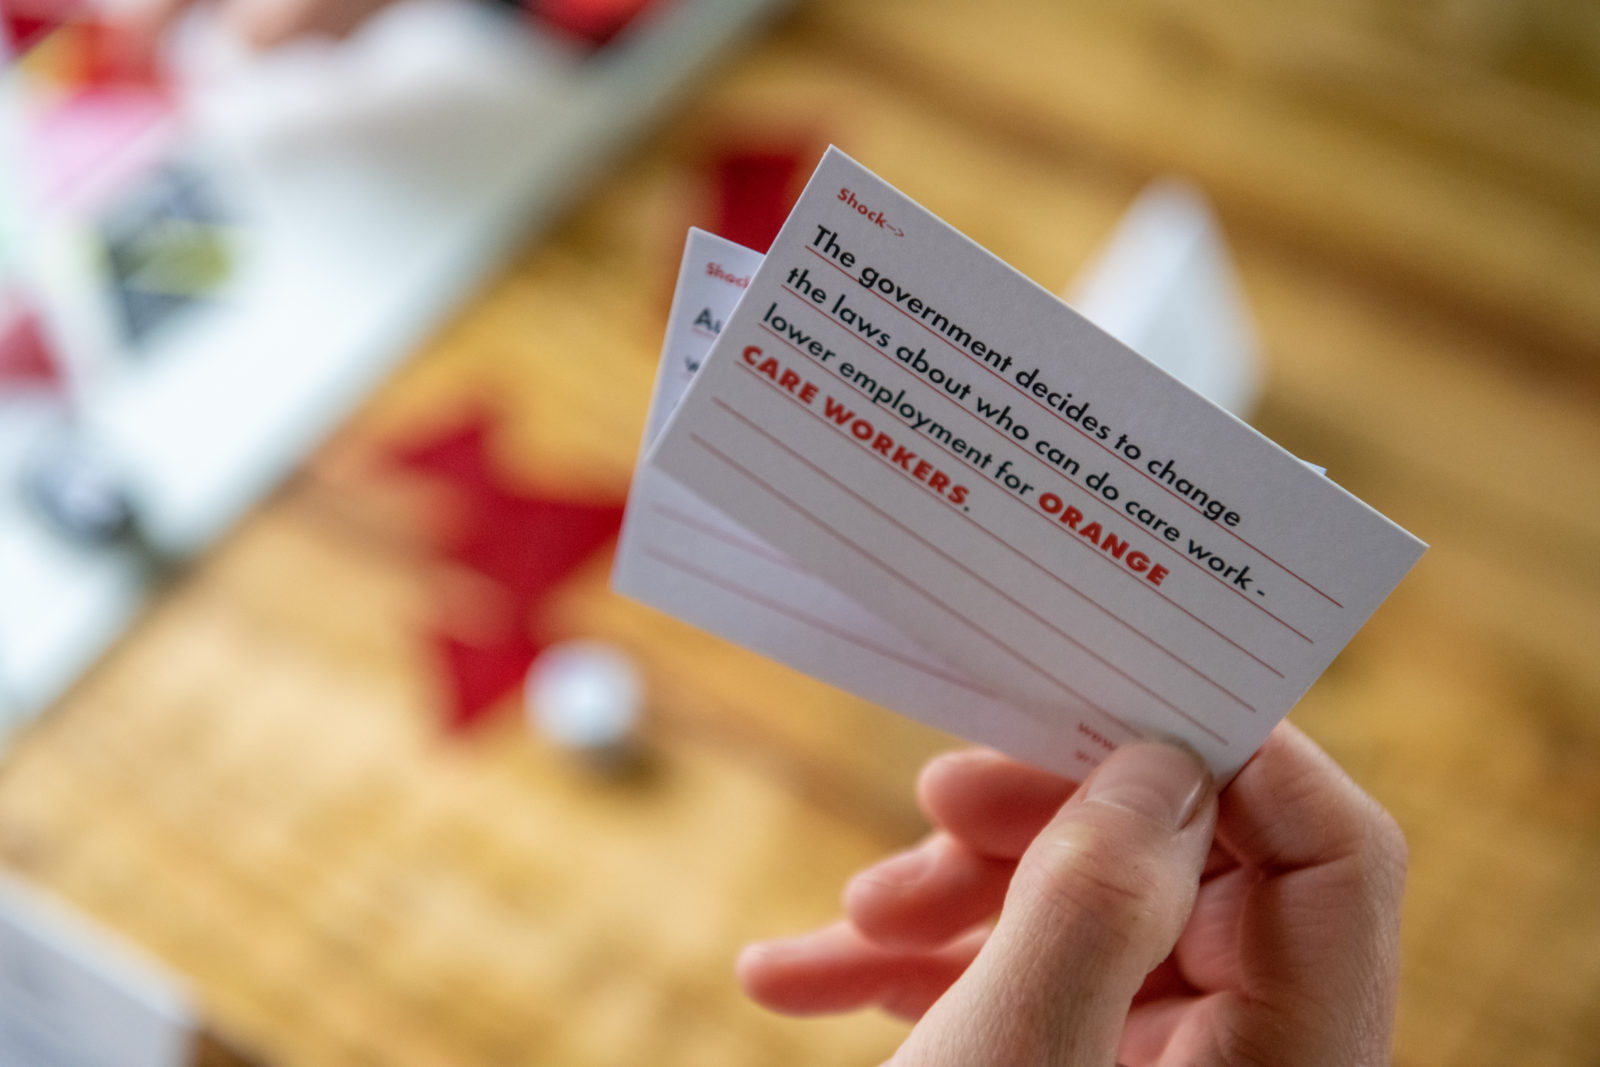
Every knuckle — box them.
[1207,1009,1290,1067]
[1361,804,1409,892]
[1316,800,1408,906]
[1022,821,1168,952]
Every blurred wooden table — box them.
[2,1,1597,1064]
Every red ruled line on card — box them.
[648,503,807,574]
[714,391,1241,732]
[687,430,1154,744]
[640,545,1003,700]
[716,390,1248,735]
[725,363,1258,715]
[778,285,1314,646]
[753,316,1285,685]
[802,245,1345,612]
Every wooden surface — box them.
[3,1,1599,1063]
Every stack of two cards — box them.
[614,148,1423,782]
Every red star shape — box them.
[389,410,625,730]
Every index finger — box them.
[917,748,1079,859]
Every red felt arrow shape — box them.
[389,411,625,730]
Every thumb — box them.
[890,741,1217,1067]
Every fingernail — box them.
[1083,742,1210,831]
[854,839,938,890]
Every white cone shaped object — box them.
[1069,180,1261,419]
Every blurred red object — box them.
[79,16,165,90]
[1,0,82,54]
[529,0,659,48]
[431,627,545,731]
[712,147,805,254]
[0,302,61,389]
[4,1,165,90]
[388,416,499,484]
[390,412,625,730]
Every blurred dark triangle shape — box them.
[2,1,70,53]
[526,0,659,49]
[431,627,544,731]
[388,411,625,729]
[388,414,499,484]
[0,306,62,388]
[449,491,626,602]
[712,147,806,254]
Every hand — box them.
[738,724,1406,1065]
[120,0,403,53]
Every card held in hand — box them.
[621,149,1425,780]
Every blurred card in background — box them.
[0,870,198,1067]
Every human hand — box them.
[738,724,1406,1065]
